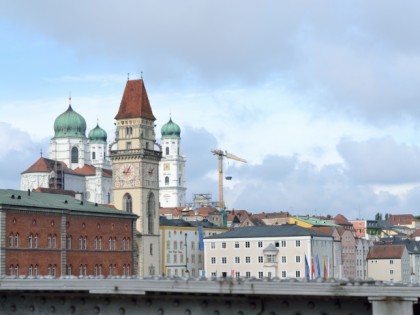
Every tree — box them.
[375,212,382,220]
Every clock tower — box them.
[110,79,161,276]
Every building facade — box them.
[0,189,136,277]
[159,118,187,208]
[204,225,334,279]
[21,100,113,205]
[160,217,226,278]
[110,79,162,276]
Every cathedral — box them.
[20,79,187,275]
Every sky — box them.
[1,1,420,219]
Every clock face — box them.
[163,163,170,171]
[143,165,158,187]
[114,163,139,188]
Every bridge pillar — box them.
[369,297,418,315]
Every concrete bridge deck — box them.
[0,277,417,315]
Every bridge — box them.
[0,277,417,315]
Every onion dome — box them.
[53,105,87,138]
[88,123,107,143]
[161,118,181,139]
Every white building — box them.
[160,217,226,277]
[204,225,334,279]
[367,244,410,283]
[21,101,113,204]
[159,118,187,207]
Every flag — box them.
[316,255,321,278]
[324,257,327,280]
[304,255,310,280]
[198,225,204,251]
[311,258,315,279]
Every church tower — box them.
[110,79,161,276]
[159,117,187,207]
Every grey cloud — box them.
[337,136,420,184]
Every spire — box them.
[114,79,156,120]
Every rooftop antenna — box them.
[141,71,143,79]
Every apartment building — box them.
[204,225,333,279]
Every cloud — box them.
[0,123,49,189]
[337,136,420,184]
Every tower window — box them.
[71,147,79,163]
[92,151,96,160]
[166,147,169,155]
[124,193,132,213]
[165,176,169,186]
[147,193,155,234]
[126,142,132,150]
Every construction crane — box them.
[211,149,247,210]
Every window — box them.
[123,193,132,213]
[222,257,227,264]
[9,265,14,276]
[266,254,276,263]
[281,241,286,247]
[245,241,250,248]
[211,257,216,264]
[28,234,33,248]
[167,240,170,249]
[165,176,169,185]
[390,270,394,275]
[174,254,177,263]
[67,236,72,249]
[258,241,263,248]
[8,233,13,247]
[67,264,72,276]
[180,254,184,263]
[109,237,112,250]
[14,234,19,248]
[34,234,38,248]
[79,236,83,249]
[245,256,251,263]
[191,241,195,250]
[235,242,240,248]
[166,147,169,155]
[71,147,78,163]
[282,256,286,263]
[281,271,286,278]
[235,257,240,264]
[258,256,263,263]
[29,265,33,276]
[126,142,132,150]
[150,243,153,255]
[390,260,394,264]
[268,272,272,278]
[48,235,52,248]
[174,241,178,250]
[258,272,263,279]
[296,270,301,278]
[235,271,240,278]
[295,240,301,247]
[246,272,251,278]
[222,242,226,248]
[296,256,301,263]
[34,265,38,276]
[52,235,57,248]
[147,193,155,234]
[167,254,171,263]
[211,272,217,277]
[191,255,195,263]
[211,242,215,249]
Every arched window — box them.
[67,236,72,249]
[14,233,19,248]
[47,235,52,248]
[8,233,13,247]
[99,237,102,249]
[29,265,33,276]
[34,264,38,276]
[92,151,96,160]
[123,193,132,213]
[52,235,57,248]
[165,176,169,186]
[28,234,33,248]
[71,147,79,163]
[166,147,169,155]
[34,234,38,248]
[9,265,14,276]
[147,193,155,234]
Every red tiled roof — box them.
[388,214,416,225]
[21,157,75,175]
[160,207,184,216]
[114,79,156,120]
[73,164,96,176]
[411,229,420,237]
[311,226,335,236]
[334,214,350,225]
[367,245,406,260]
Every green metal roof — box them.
[88,123,107,143]
[53,105,87,139]
[161,118,181,139]
[0,189,136,218]
[293,216,339,227]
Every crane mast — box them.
[211,149,246,209]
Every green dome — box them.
[53,105,87,138]
[161,118,181,139]
[88,123,107,143]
